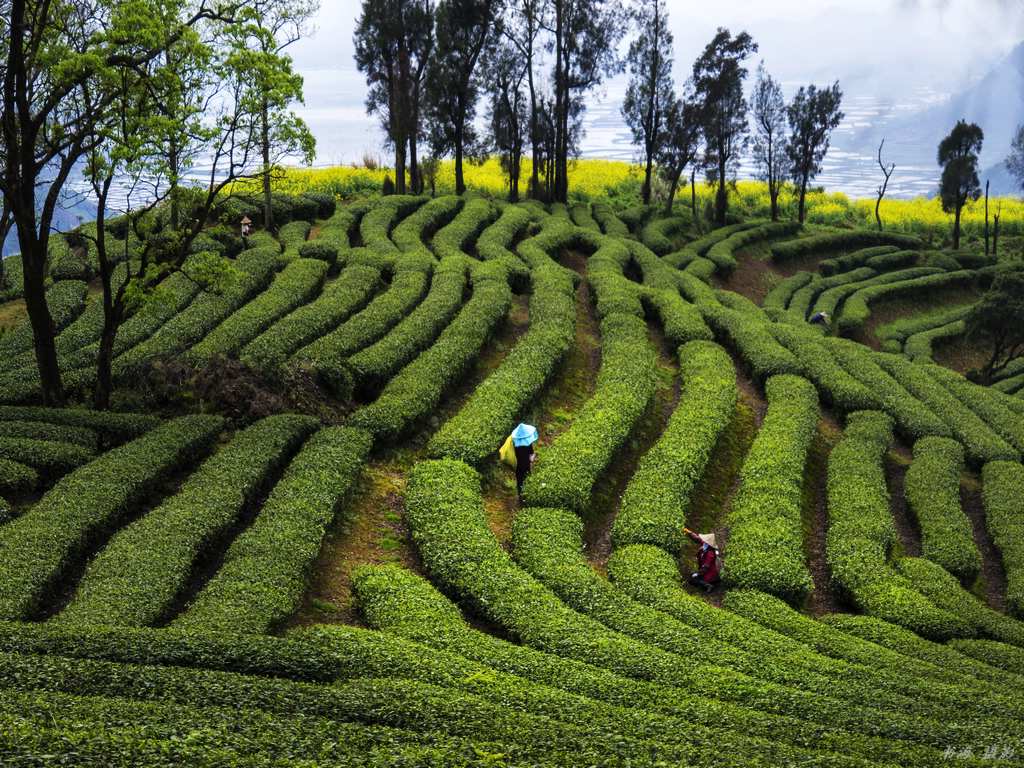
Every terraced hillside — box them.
[3,193,1024,766]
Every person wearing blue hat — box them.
[511,423,539,499]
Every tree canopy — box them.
[621,0,673,206]
[691,27,757,225]
[786,81,843,224]
[750,61,786,222]
[937,119,983,250]
[967,265,1024,384]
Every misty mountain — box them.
[849,40,1024,196]
[2,188,98,258]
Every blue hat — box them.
[511,423,538,447]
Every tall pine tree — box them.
[786,81,843,224]
[691,28,757,225]
[425,0,500,194]
[621,0,673,206]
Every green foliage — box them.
[951,638,1024,675]
[175,426,371,634]
[699,300,801,381]
[0,406,156,442]
[0,437,94,478]
[0,458,39,495]
[112,247,279,377]
[523,313,657,511]
[348,257,468,393]
[896,556,1024,646]
[837,269,978,335]
[591,202,630,236]
[293,269,431,396]
[875,352,1018,465]
[59,415,318,628]
[904,319,966,362]
[904,437,980,580]
[763,271,812,309]
[981,460,1024,617]
[0,415,224,621]
[787,267,870,320]
[723,375,818,602]
[819,245,899,276]
[0,419,95,448]
[662,221,757,268]
[770,324,881,412]
[825,338,950,442]
[240,264,382,375]
[187,258,328,365]
[771,230,923,262]
[0,281,88,359]
[349,274,512,441]
[937,121,984,216]
[612,341,736,551]
[610,544,1024,717]
[786,81,844,220]
[875,303,974,354]
[966,263,1024,383]
[825,411,970,640]
[428,224,578,464]
[640,214,687,255]
[821,613,1022,689]
[704,221,800,272]
[296,240,338,266]
[277,220,311,264]
[303,191,336,219]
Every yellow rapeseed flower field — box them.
[255,158,1023,241]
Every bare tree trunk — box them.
[526,37,540,199]
[994,208,1000,257]
[715,154,728,225]
[664,169,681,213]
[394,140,407,194]
[797,175,809,224]
[875,139,893,232]
[952,202,962,250]
[261,99,273,230]
[454,109,466,195]
[690,168,697,228]
[409,133,420,194]
[984,180,990,256]
[643,157,653,206]
[23,257,63,405]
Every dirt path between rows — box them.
[885,449,923,558]
[805,414,845,616]
[287,266,530,630]
[584,319,680,571]
[681,357,764,607]
[961,474,1008,611]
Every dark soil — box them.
[804,415,845,616]
[885,450,923,558]
[717,243,785,305]
[684,365,764,607]
[584,318,680,570]
[288,233,530,630]
[960,474,1008,612]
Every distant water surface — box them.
[300,67,952,199]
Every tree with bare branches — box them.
[875,138,894,231]
[0,0,244,405]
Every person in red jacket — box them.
[684,527,721,592]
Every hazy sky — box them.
[293,0,1024,90]
[284,0,1024,192]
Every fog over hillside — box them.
[293,0,1024,198]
